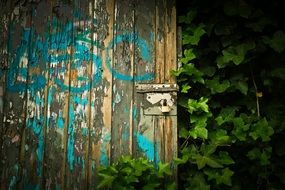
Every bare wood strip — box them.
[155,0,166,84]
[133,0,156,160]
[165,0,177,83]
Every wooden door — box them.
[0,0,177,189]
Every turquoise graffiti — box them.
[5,16,153,93]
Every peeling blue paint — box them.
[132,107,137,120]
[122,123,129,141]
[67,104,75,170]
[56,184,61,190]
[57,116,64,129]
[136,133,159,162]
[106,33,154,81]
[9,176,16,190]
[100,131,111,166]
[82,127,88,136]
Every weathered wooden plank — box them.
[110,0,135,162]
[165,0,177,83]
[164,0,177,165]
[88,0,114,188]
[155,0,166,84]
[0,5,9,186]
[64,1,92,189]
[0,4,32,188]
[21,3,52,189]
[155,116,165,163]
[133,0,156,162]
[43,2,74,189]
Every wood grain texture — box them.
[133,0,156,161]
[110,0,135,162]
[0,0,177,189]
[22,3,52,189]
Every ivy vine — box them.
[174,0,285,189]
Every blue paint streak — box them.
[132,107,137,119]
[57,116,64,129]
[7,28,47,92]
[106,33,154,81]
[8,176,16,190]
[100,132,111,166]
[74,96,88,106]
[82,127,88,136]
[67,104,75,170]
[56,184,61,190]
[136,133,160,162]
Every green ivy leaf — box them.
[172,63,204,83]
[183,24,206,45]
[249,118,274,142]
[179,10,197,24]
[263,30,285,53]
[188,97,209,114]
[187,173,210,190]
[190,126,208,140]
[219,151,235,165]
[232,117,250,141]
[209,129,230,145]
[166,182,176,190]
[200,143,217,156]
[236,81,248,95]
[205,168,234,186]
[158,162,172,177]
[215,107,238,126]
[247,147,272,166]
[181,83,191,93]
[218,168,234,186]
[200,66,216,77]
[174,154,189,165]
[142,183,160,190]
[97,173,116,189]
[181,49,196,64]
[179,127,189,138]
[205,77,230,94]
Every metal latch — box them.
[136,84,178,116]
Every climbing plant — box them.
[174,0,285,189]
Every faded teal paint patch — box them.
[74,96,88,106]
[124,107,129,114]
[67,104,75,170]
[8,176,16,190]
[105,33,154,81]
[136,133,159,162]
[82,127,88,136]
[56,184,61,190]
[57,116,64,129]
[132,107,137,120]
[100,131,111,166]
[122,124,129,141]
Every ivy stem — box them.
[251,71,260,117]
